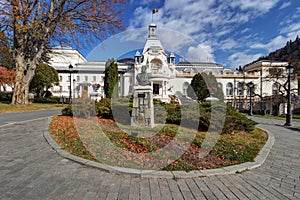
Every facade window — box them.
[226,83,233,96]
[237,102,243,110]
[59,86,62,92]
[59,76,63,82]
[227,102,233,107]
[182,82,189,96]
[93,76,96,82]
[77,76,80,82]
[129,86,133,93]
[237,82,243,96]
[85,76,88,81]
[153,84,159,95]
[218,82,223,90]
[272,83,278,95]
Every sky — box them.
[85,0,300,69]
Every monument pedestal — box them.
[131,86,154,127]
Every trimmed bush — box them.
[95,98,112,119]
[33,96,61,104]
[72,99,96,118]
[63,96,256,134]
[0,92,12,103]
[61,99,96,118]
[222,106,256,134]
[61,105,73,116]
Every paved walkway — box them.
[1,116,300,199]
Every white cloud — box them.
[125,0,289,67]
[280,22,300,35]
[186,44,215,62]
[130,0,160,6]
[129,0,281,40]
[229,52,263,68]
[241,28,250,34]
[251,35,291,52]
[218,38,238,50]
[279,2,291,10]
[230,0,280,13]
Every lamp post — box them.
[285,64,294,126]
[249,81,254,116]
[68,64,73,103]
[73,79,76,99]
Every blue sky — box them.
[86,0,300,69]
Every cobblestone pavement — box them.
[1,117,300,199]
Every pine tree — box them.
[104,58,119,98]
[188,73,223,101]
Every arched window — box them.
[150,58,162,73]
[237,82,243,96]
[182,82,189,96]
[272,83,279,95]
[218,82,223,90]
[226,83,233,96]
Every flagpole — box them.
[152,9,158,22]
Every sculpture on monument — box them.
[136,65,149,86]
[131,64,154,127]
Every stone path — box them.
[1,116,300,199]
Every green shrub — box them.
[96,98,112,118]
[61,105,73,116]
[154,104,167,124]
[94,97,255,134]
[72,99,96,118]
[33,96,61,104]
[95,98,133,121]
[111,104,132,125]
[61,99,96,118]
[0,92,12,103]
[222,106,256,134]
[165,104,181,124]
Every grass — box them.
[49,116,268,171]
[0,103,63,113]
[212,128,267,163]
[254,114,300,122]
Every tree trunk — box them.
[11,54,36,105]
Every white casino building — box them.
[49,23,298,115]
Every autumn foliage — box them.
[0,66,15,91]
[0,0,126,104]
[49,115,267,171]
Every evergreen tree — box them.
[188,72,223,101]
[29,63,59,97]
[104,58,119,98]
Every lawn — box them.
[0,103,63,113]
[49,116,267,171]
[254,114,300,122]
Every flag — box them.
[152,8,158,14]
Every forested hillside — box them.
[245,36,300,71]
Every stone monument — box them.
[131,65,154,127]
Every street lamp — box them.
[285,64,294,126]
[249,81,254,116]
[68,64,73,103]
[73,79,76,99]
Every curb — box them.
[43,117,275,179]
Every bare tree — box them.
[0,0,125,104]
[261,67,297,115]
